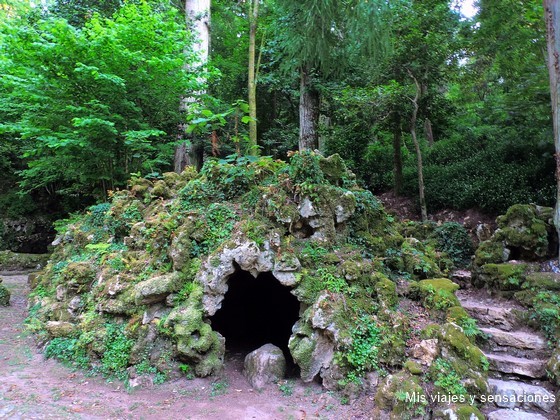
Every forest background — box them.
[0,0,555,245]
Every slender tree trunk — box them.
[409,71,428,221]
[393,115,403,195]
[544,0,560,261]
[247,0,259,154]
[299,66,320,151]
[424,118,434,146]
[175,0,211,173]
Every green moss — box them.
[0,283,10,306]
[404,359,423,375]
[547,347,560,386]
[289,335,316,378]
[524,272,560,291]
[151,180,171,199]
[62,262,96,286]
[375,277,398,308]
[477,263,527,291]
[454,405,484,420]
[439,324,487,371]
[409,278,460,310]
[374,371,427,418]
[446,306,469,324]
[318,154,353,185]
[0,250,50,271]
[473,240,504,266]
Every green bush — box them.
[432,222,474,267]
[45,337,90,369]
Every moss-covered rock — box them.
[433,404,484,420]
[374,371,427,419]
[523,272,560,291]
[422,323,488,397]
[375,276,398,308]
[133,273,182,305]
[0,279,10,306]
[474,263,527,291]
[404,359,423,375]
[474,204,556,270]
[409,278,460,310]
[547,346,560,386]
[27,153,488,390]
[446,306,470,324]
[0,250,49,271]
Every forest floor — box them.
[0,273,376,420]
[378,191,496,233]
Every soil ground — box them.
[0,273,376,420]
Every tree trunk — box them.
[299,67,320,151]
[544,0,560,261]
[393,115,403,195]
[409,71,428,222]
[247,0,259,154]
[424,118,434,146]
[175,0,211,173]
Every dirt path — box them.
[0,273,375,419]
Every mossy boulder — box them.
[151,180,171,199]
[404,359,423,375]
[45,321,76,337]
[547,346,560,386]
[0,250,49,271]
[523,272,560,291]
[474,204,556,268]
[63,262,96,286]
[422,323,488,397]
[27,153,485,389]
[375,276,398,308]
[133,273,182,305]
[0,278,10,306]
[474,263,527,291]
[374,371,427,419]
[433,404,484,420]
[409,279,460,310]
[446,306,470,324]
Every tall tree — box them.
[274,0,388,151]
[247,0,259,153]
[544,0,560,260]
[175,0,211,172]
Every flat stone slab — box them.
[487,409,547,420]
[460,300,518,331]
[480,327,547,351]
[485,353,546,378]
[488,378,556,412]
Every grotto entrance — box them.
[210,264,300,364]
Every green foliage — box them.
[316,267,347,293]
[210,380,229,397]
[528,291,560,342]
[277,380,294,396]
[0,2,202,200]
[45,337,90,369]
[101,322,133,378]
[432,222,474,267]
[287,151,325,185]
[202,154,285,199]
[179,363,195,379]
[343,315,381,376]
[134,359,167,385]
[191,203,238,257]
[429,358,467,396]
[300,242,329,266]
[423,285,457,311]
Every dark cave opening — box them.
[210,265,301,369]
